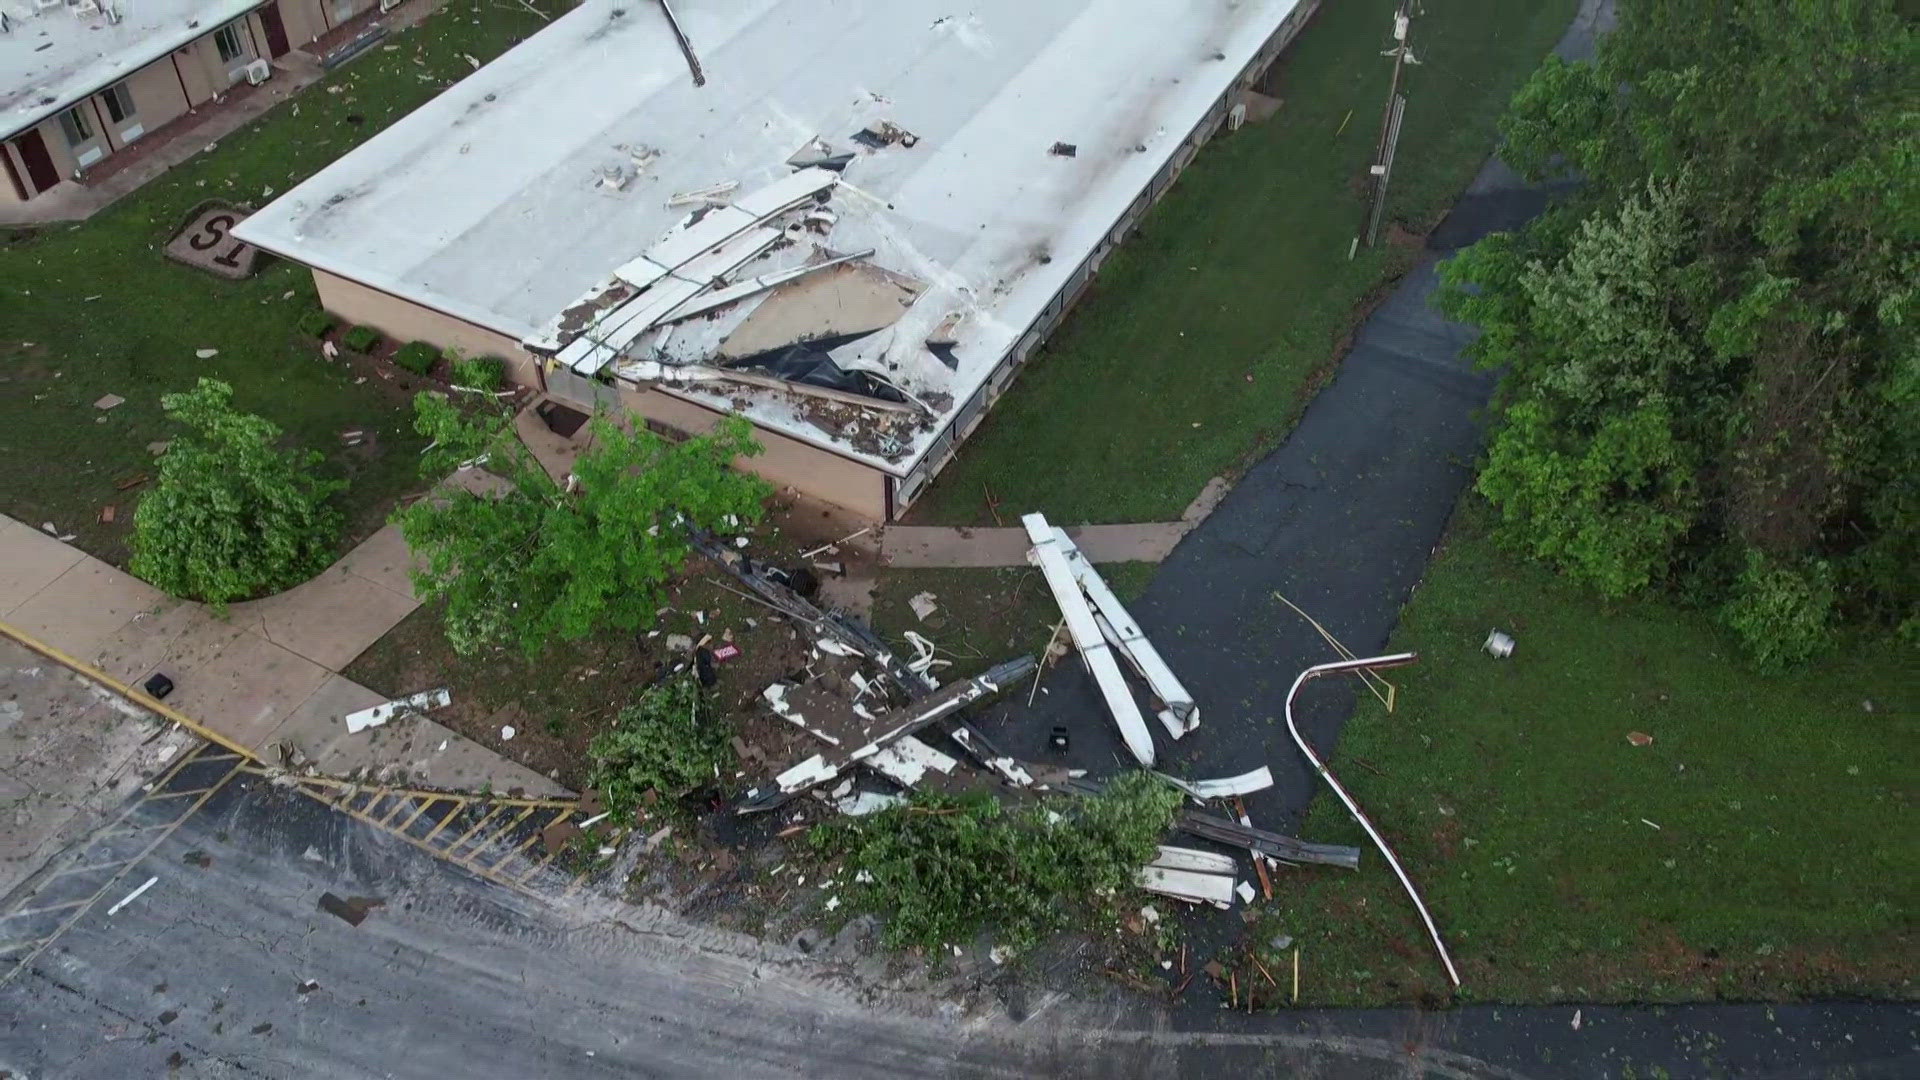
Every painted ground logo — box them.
[165,201,264,280]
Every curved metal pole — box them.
[1284,652,1462,988]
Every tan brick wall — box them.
[112,59,193,142]
[311,269,542,385]
[617,387,891,521]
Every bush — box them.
[1720,554,1837,671]
[130,378,344,609]
[587,676,729,817]
[297,309,333,339]
[392,340,439,375]
[812,771,1181,955]
[451,354,505,391]
[340,325,382,353]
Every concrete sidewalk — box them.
[881,478,1231,567]
[0,515,561,795]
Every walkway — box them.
[0,512,562,796]
[972,3,1611,818]
[878,478,1230,567]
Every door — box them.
[259,3,291,58]
[14,130,60,194]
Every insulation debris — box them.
[1155,766,1273,800]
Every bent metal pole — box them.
[1284,652,1462,988]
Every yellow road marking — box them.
[0,756,245,989]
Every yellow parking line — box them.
[443,806,506,855]
[0,757,245,989]
[393,798,441,834]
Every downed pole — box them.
[689,529,937,698]
[1175,811,1360,870]
[738,655,1034,813]
[1284,652,1460,987]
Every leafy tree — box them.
[130,378,343,608]
[813,772,1182,955]
[394,392,770,656]
[588,676,728,814]
[1438,0,1918,663]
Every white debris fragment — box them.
[908,591,939,622]
[500,725,516,740]
[301,846,326,863]
[824,896,840,911]
[195,348,219,359]
[344,688,451,734]
[989,945,1013,965]
[1236,880,1256,904]
[1139,905,1160,924]
[107,876,159,916]
[663,633,695,652]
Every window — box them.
[214,24,245,64]
[58,106,93,147]
[101,82,136,124]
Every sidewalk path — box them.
[881,478,1230,567]
[974,2,1610,817]
[0,514,562,795]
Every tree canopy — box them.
[1438,0,1917,666]
[131,378,344,608]
[394,393,771,657]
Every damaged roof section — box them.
[532,168,941,462]
[232,0,1313,477]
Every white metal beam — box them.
[1023,512,1155,766]
[1054,527,1197,738]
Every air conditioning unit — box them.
[378,0,404,12]
[243,58,271,85]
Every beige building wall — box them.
[1,143,26,204]
[32,116,81,181]
[619,387,891,521]
[170,41,220,105]
[115,59,194,142]
[274,0,331,51]
[311,269,542,385]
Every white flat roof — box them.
[1,0,260,142]
[236,0,1305,474]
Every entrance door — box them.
[259,3,291,59]
[14,130,60,194]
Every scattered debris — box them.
[194,348,219,359]
[1484,629,1516,658]
[1235,880,1256,904]
[146,441,171,456]
[1138,866,1234,908]
[1149,845,1236,875]
[344,688,450,734]
[1049,141,1077,157]
[99,505,116,524]
[182,851,212,869]
[301,846,326,863]
[316,893,384,927]
[114,472,150,490]
[93,393,125,410]
[908,591,939,622]
[662,633,695,653]
[500,725,517,741]
[1627,731,1654,747]
[712,643,741,662]
[1155,766,1272,800]
[106,876,159,916]
[1175,810,1358,869]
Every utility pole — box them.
[1358,0,1416,251]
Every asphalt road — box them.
[2,760,1913,1079]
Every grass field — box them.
[0,4,557,567]
[908,0,1579,526]
[1250,500,1917,1006]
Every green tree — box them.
[813,772,1182,955]
[1439,0,1919,664]
[130,378,343,608]
[394,393,771,656]
[588,675,729,815]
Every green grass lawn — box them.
[0,4,559,566]
[870,563,1155,681]
[1251,499,1917,1006]
[908,0,1579,526]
